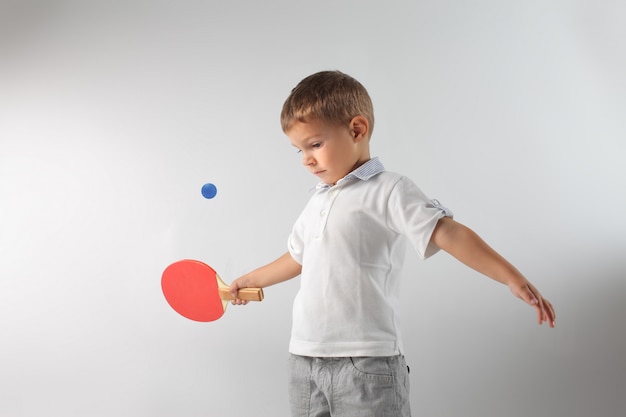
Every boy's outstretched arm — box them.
[229,251,302,305]
[431,217,556,327]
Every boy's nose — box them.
[302,154,315,166]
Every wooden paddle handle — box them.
[219,287,264,301]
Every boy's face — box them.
[287,117,369,186]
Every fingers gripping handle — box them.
[218,287,264,301]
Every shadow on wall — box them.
[542,247,626,417]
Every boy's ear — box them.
[350,116,369,142]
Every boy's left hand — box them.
[508,279,556,328]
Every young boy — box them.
[229,70,556,417]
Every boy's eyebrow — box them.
[299,132,324,143]
[290,135,319,148]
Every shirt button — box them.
[320,210,327,217]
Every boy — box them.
[229,70,555,417]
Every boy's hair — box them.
[281,70,375,138]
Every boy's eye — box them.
[294,142,321,154]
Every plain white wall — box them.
[1,1,624,416]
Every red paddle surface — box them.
[161,260,226,322]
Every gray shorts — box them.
[288,354,411,417]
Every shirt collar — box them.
[315,157,385,190]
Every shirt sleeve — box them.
[287,215,305,265]
[386,177,453,259]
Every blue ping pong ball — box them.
[201,183,217,199]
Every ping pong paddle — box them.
[161,259,264,322]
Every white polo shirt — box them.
[287,157,452,357]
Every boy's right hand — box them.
[229,278,250,305]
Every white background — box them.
[1,1,624,416]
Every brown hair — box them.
[280,71,374,137]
